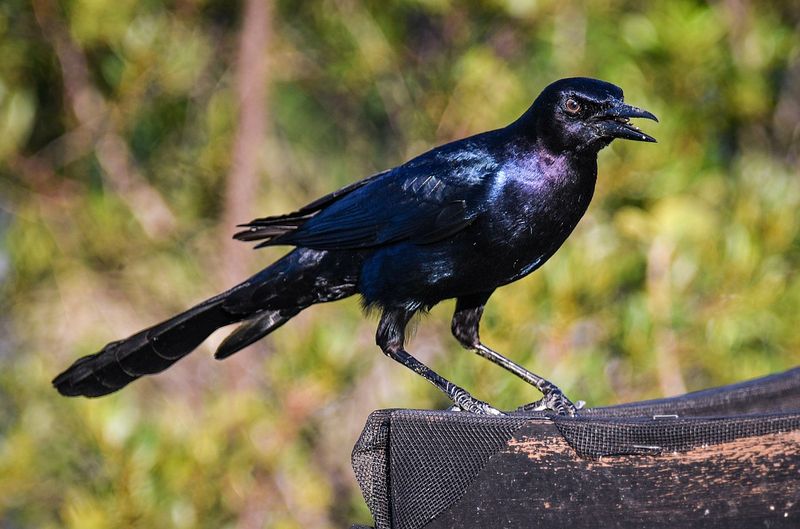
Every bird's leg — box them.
[377,309,503,416]
[452,294,582,416]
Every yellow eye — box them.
[564,98,581,114]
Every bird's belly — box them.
[357,175,592,310]
[483,176,595,284]
[473,230,562,285]
[357,220,572,309]
[358,242,481,309]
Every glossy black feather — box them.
[233,169,389,244]
[214,308,300,359]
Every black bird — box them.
[53,77,657,415]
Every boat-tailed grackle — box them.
[53,77,657,416]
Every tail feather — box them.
[214,308,301,360]
[53,298,237,397]
[53,248,361,398]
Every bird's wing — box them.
[235,152,494,250]
[233,169,390,243]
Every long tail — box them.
[53,249,359,397]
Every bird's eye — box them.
[564,98,581,115]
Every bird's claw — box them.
[448,389,505,416]
[518,386,583,416]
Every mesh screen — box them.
[352,409,393,529]
[351,367,800,529]
[388,413,527,529]
[352,410,526,529]
[584,366,800,418]
[553,412,800,458]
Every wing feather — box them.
[235,145,496,251]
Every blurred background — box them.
[1,0,799,527]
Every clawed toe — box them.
[450,390,505,416]
[476,402,505,416]
[518,388,582,416]
[458,399,505,416]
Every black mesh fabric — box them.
[388,412,527,529]
[352,409,393,529]
[553,412,800,458]
[351,367,800,529]
[352,411,527,529]
[584,366,800,418]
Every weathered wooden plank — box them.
[427,422,800,529]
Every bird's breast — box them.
[483,156,597,282]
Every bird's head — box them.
[516,77,658,155]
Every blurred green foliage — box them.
[1,0,799,527]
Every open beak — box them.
[596,101,658,143]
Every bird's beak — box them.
[596,101,658,143]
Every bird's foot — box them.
[448,387,504,416]
[518,383,584,416]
